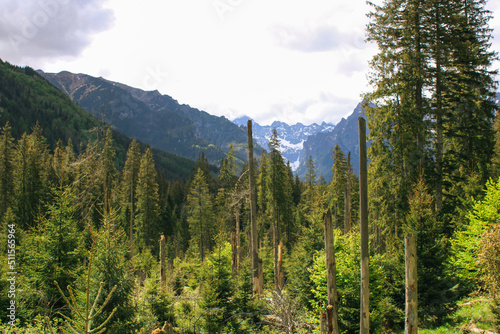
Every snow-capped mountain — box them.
[232,117,335,171]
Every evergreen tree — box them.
[52,138,75,188]
[135,147,161,253]
[120,139,141,257]
[201,238,234,333]
[330,144,347,231]
[0,122,15,220]
[267,129,294,288]
[14,124,51,228]
[186,167,215,261]
[305,155,317,188]
[365,0,498,241]
[439,0,498,223]
[257,150,272,238]
[100,128,117,213]
[92,211,137,333]
[492,112,500,179]
[219,144,237,189]
[72,141,102,227]
[27,186,83,315]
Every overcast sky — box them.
[1,0,499,126]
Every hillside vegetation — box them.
[1,0,500,331]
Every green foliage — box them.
[186,167,215,261]
[146,284,175,326]
[0,122,15,220]
[449,177,500,290]
[38,186,84,311]
[55,227,118,334]
[135,147,161,253]
[309,231,404,333]
[329,144,347,230]
[91,211,137,333]
[200,239,233,333]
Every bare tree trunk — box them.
[405,233,418,334]
[231,229,238,276]
[345,152,352,234]
[258,258,263,294]
[359,117,370,334]
[247,120,260,295]
[323,210,339,334]
[160,235,166,288]
[236,209,242,271]
[277,240,284,292]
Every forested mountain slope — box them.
[0,59,196,180]
[39,70,261,166]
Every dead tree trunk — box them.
[258,258,263,294]
[231,229,238,276]
[236,209,242,271]
[277,240,284,292]
[160,235,166,287]
[345,152,352,234]
[323,210,340,334]
[405,233,418,334]
[248,120,260,295]
[359,117,370,334]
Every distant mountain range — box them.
[39,69,370,179]
[232,117,335,170]
[233,103,366,180]
[38,70,263,167]
[39,69,500,181]
[296,103,366,179]
[0,60,196,180]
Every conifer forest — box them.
[1,0,500,333]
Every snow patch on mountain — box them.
[232,117,335,171]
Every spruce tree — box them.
[200,238,234,333]
[365,0,498,238]
[267,129,294,288]
[330,145,347,231]
[0,122,15,221]
[92,210,136,333]
[30,186,83,314]
[100,128,116,213]
[120,139,141,258]
[186,167,215,261]
[135,147,161,253]
[14,124,51,228]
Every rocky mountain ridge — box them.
[233,116,335,170]
[38,70,261,166]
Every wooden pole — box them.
[405,233,418,334]
[160,235,166,287]
[320,310,327,333]
[231,229,238,276]
[359,117,370,334]
[236,209,242,271]
[258,258,263,294]
[277,240,284,292]
[345,152,352,234]
[247,120,260,295]
[323,210,339,334]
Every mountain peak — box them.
[232,115,255,127]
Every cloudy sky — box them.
[1,0,499,126]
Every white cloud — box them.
[2,0,497,126]
[0,0,114,64]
